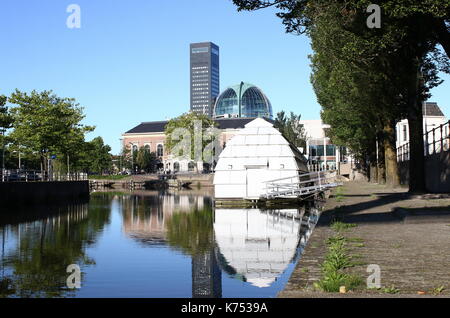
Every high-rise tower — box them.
[190,42,220,117]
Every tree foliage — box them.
[136,146,158,173]
[165,112,218,161]
[3,89,113,174]
[274,111,307,149]
[232,0,450,191]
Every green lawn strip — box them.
[314,221,364,293]
[334,186,345,202]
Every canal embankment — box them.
[0,181,89,206]
[279,180,450,297]
[89,173,214,190]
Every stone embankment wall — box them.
[399,149,450,193]
[0,181,90,206]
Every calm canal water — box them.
[0,190,321,298]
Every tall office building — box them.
[190,42,220,117]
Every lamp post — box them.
[129,142,134,175]
[12,149,21,171]
[1,129,5,182]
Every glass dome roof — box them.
[214,82,273,119]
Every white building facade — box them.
[396,102,448,159]
[300,119,349,171]
[214,118,308,199]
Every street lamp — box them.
[129,142,134,175]
[12,150,22,171]
[1,129,5,182]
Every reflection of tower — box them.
[191,249,222,298]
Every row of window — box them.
[309,145,337,157]
[191,66,208,70]
[172,161,197,172]
[130,143,164,157]
[192,47,209,54]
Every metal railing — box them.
[397,120,450,162]
[0,169,88,182]
[262,170,341,199]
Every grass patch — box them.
[301,268,309,273]
[314,234,363,292]
[392,242,403,249]
[381,285,400,294]
[431,285,445,295]
[330,220,357,232]
[334,186,345,202]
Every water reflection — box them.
[214,205,320,289]
[0,190,321,298]
[0,197,110,297]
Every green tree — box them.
[232,0,450,191]
[8,90,94,174]
[165,112,218,167]
[80,137,112,174]
[274,111,307,149]
[0,95,13,131]
[0,95,14,174]
[136,146,157,173]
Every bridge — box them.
[261,170,342,200]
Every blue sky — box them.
[1,0,449,154]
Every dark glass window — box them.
[326,145,336,156]
[214,88,238,116]
[241,87,271,118]
[157,144,164,157]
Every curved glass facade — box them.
[214,82,273,118]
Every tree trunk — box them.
[407,58,426,193]
[383,122,400,187]
[369,161,378,183]
[376,132,386,184]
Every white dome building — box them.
[213,118,308,199]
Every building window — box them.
[174,162,180,173]
[144,144,151,152]
[403,125,408,142]
[157,144,164,157]
[132,145,138,153]
[188,161,195,172]
[192,47,209,54]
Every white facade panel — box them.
[214,118,308,199]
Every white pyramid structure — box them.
[214,118,308,199]
[214,208,302,288]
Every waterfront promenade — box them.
[279,181,450,297]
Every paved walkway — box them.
[279,181,450,297]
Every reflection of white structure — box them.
[214,208,304,288]
[214,118,308,199]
